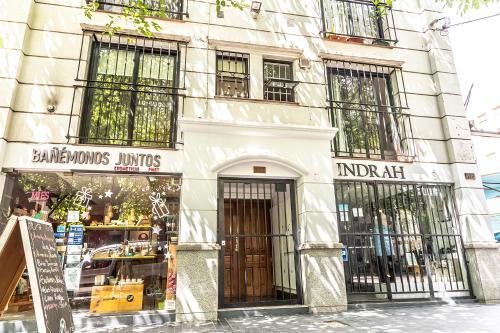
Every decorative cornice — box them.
[80,23,191,43]
[208,38,303,59]
[211,153,309,177]
[298,242,343,251]
[180,118,338,141]
[464,242,500,250]
[176,243,221,251]
[318,52,405,68]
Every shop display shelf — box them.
[92,255,159,261]
[84,225,153,231]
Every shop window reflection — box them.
[0,173,181,315]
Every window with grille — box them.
[91,0,186,19]
[216,51,250,99]
[326,60,414,160]
[321,0,397,44]
[76,34,182,147]
[263,61,299,103]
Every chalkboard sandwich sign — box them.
[0,217,75,333]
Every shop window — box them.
[90,0,187,20]
[0,173,181,314]
[263,60,299,103]
[216,51,250,99]
[321,0,397,44]
[326,60,415,161]
[70,32,187,148]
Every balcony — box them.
[320,0,397,45]
[89,0,188,20]
[329,103,415,161]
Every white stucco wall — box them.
[0,0,493,242]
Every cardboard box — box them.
[89,284,144,314]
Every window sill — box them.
[331,154,416,164]
[93,9,187,23]
[323,34,395,49]
[70,142,179,151]
[214,96,301,107]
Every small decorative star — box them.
[98,195,103,199]
[104,190,113,198]
[152,225,162,235]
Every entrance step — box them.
[0,311,175,333]
[218,305,309,319]
[348,296,477,310]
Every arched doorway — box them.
[215,157,304,308]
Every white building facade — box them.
[1,0,499,323]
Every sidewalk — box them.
[82,303,500,333]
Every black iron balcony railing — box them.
[89,0,188,20]
[329,103,415,160]
[320,0,397,44]
[68,31,188,148]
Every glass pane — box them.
[1,173,182,315]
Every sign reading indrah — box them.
[336,162,406,180]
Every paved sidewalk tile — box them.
[88,303,500,333]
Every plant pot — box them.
[327,34,348,42]
[347,36,365,44]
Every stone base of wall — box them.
[465,242,500,303]
[175,243,220,322]
[299,242,348,313]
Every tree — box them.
[436,0,499,14]
[82,0,499,39]
[83,0,247,37]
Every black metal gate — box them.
[217,178,302,308]
[335,181,471,301]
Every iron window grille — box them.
[68,31,187,148]
[320,0,397,44]
[216,51,250,99]
[326,60,415,161]
[88,0,188,20]
[263,60,299,103]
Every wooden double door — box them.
[219,179,300,308]
[223,200,274,303]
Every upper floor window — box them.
[216,51,249,99]
[263,60,299,103]
[326,60,414,161]
[321,0,397,44]
[91,0,187,20]
[69,32,187,148]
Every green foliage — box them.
[435,0,499,14]
[82,0,497,38]
[83,0,247,38]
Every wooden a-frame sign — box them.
[0,217,75,333]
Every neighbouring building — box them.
[470,107,500,239]
[1,0,499,325]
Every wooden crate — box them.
[89,284,144,314]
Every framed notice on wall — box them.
[0,217,75,333]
